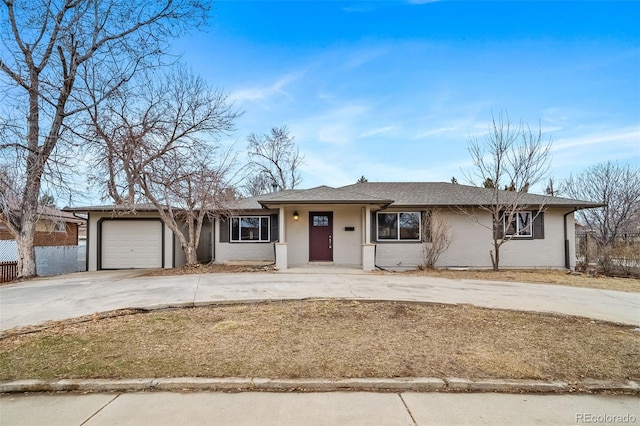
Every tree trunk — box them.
[183,244,198,266]
[16,219,37,278]
[491,241,501,271]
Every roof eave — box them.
[258,200,393,208]
[382,202,606,209]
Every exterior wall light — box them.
[293,211,299,221]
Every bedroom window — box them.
[231,217,270,242]
[504,211,532,238]
[377,212,421,241]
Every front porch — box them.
[271,204,379,272]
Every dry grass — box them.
[1,301,638,382]
[405,269,640,293]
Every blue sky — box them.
[173,0,640,193]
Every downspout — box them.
[563,208,577,269]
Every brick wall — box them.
[0,222,79,246]
[0,228,13,241]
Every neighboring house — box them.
[0,207,84,248]
[70,182,602,272]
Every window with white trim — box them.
[504,211,532,238]
[231,217,270,242]
[377,212,421,241]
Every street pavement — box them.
[1,391,639,426]
[1,267,639,331]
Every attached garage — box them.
[68,206,215,271]
[100,219,164,269]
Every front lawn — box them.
[406,269,640,293]
[1,301,638,382]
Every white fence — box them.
[0,240,18,262]
[35,245,86,276]
[0,241,86,277]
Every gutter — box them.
[70,211,87,223]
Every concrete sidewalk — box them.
[1,269,639,331]
[1,391,639,426]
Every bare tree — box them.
[564,161,640,243]
[87,67,239,266]
[464,112,552,270]
[242,172,274,197]
[563,161,640,274]
[0,0,210,278]
[247,126,304,192]
[39,193,56,207]
[421,210,452,269]
[144,157,236,266]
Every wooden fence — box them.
[0,261,18,283]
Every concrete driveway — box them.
[1,268,639,331]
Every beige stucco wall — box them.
[372,207,425,270]
[282,205,362,266]
[374,208,576,269]
[214,206,364,266]
[213,218,275,264]
[86,211,174,271]
[88,205,578,271]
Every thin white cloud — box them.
[230,72,301,103]
[552,127,640,151]
[293,103,372,146]
[303,156,357,187]
[413,127,457,139]
[359,126,397,138]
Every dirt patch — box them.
[402,269,640,293]
[1,300,638,381]
[143,263,276,276]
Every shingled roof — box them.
[257,185,393,207]
[340,182,604,208]
[214,182,604,210]
[66,182,603,212]
[64,203,159,212]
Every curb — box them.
[1,378,638,394]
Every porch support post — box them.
[365,206,371,244]
[279,206,286,243]
[276,206,288,270]
[362,205,375,271]
[275,243,288,270]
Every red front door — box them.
[309,212,333,261]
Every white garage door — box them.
[101,220,163,269]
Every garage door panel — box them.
[101,220,163,269]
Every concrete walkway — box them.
[1,391,639,426]
[1,268,639,331]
